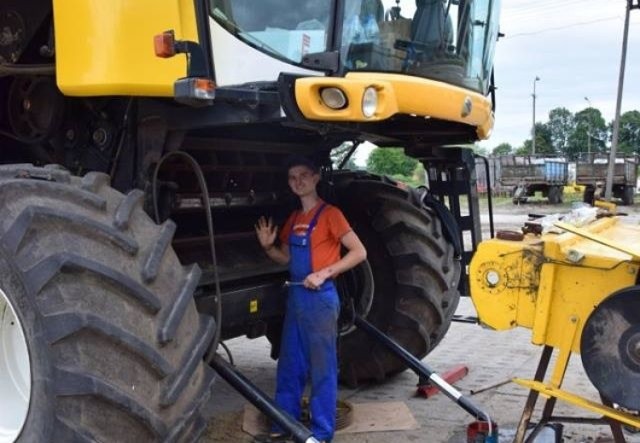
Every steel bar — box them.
[209,355,319,443]
[354,315,491,423]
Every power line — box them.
[504,16,624,39]
[502,0,609,17]
[503,0,623,22]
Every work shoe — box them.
[252,433,292,443]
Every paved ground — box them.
[202,196,640,443]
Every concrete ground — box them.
[202,196,640,443]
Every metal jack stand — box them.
[514,346,632,443]
[209,355,320,443]
[355,315,494,426]
[417,365,469,398]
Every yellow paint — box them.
[513,379,640,429]
[469,237,542,331]
[471,217,638,353]
[249,299,258,314]
[549,317,578,388]
[594,199,617,214]
[294,72,494,140]
[472,216,640,428]
[52,0,198,96]
[555,220,640,261]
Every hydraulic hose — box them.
[0,63,55,77]
[151,152,223,357]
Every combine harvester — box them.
[0,0,637,441]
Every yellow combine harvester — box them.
[3,0,637,441]
[1,0,501,441]
[470,204,640,440]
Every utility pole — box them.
[532,76,540,155]
[584,97,592,158]
[606,0,639,200]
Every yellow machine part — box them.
[52,0,198,97]
[294,73,495,140]
[470,217,639,353]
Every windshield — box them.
[209,0,500,94]
[210,0,332,64]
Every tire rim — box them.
[0,290,31,442]
[337,260,375,336]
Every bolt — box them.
[22,99,31,111]
[92,128,108,146]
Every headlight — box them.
[320,87,348,110]
[362,87,378,118]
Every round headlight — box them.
[362,87,378,118]
[320,87,348,110]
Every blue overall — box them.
[274,204,340,441]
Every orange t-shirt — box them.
[279,201,352,272]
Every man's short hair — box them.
[285,154,320,174]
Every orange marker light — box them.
[154,31,176,58]
[194,78,215,93]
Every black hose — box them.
[109,98,134,178]
[0,63,55,77]
[210,355,318,443]
[151,152,223,357]
[219,340,235,366]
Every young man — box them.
[255,155,367,443]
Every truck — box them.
[498,155,568,204]
[0,1,501,441]
[576,154,637,205]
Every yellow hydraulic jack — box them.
[470,206,640,442]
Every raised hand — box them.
[254,216,277,249]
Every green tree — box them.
[547,107,574,155]
[491,142,513,156]
[568,107,607,159]
[514,144,529,155]
[521,123,554,155]
[616,110,640,154]
[366,147,418,176]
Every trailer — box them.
[498,155,568,204]
[576,154,637,205]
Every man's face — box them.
[288,165,320,197]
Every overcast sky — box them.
[481,0,640,150]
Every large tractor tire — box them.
[622,185,635,206]
[547,186,563,204]
[0,165,214,442]
[583,186,595,205]
[333,175,461,386]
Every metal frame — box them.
[408,146,486,296]
[514,346,635,443]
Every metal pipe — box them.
[531,76,540,155]
[338,141,360,170]
[476,155,495,238]
[209,355,319,443]
[354,315,492,424]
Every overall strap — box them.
[307,203,328,235]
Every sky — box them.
[480,0,640,150]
